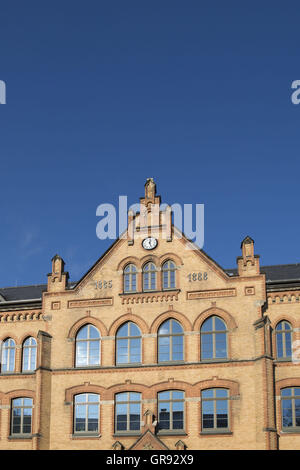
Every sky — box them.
[0,1,300,287]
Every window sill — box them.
[72,433,101,439]
[281,428,300,434]
[200,430,232,436]
[158,361,185,365]
[157,431,187,436]
[113,432,141,437]
[274,358,292,363]
[116,363,142,368]
[200,359,229,363]
[8,434,33,440]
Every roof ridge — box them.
[0,283,47,290]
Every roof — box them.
[225,264,300,283]
[1,264,300,304]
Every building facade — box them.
[0,179,300,450]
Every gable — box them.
[129,429,169,450]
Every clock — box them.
[142,237,158,250]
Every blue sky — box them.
[0,1,300,286]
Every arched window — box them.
[115,392,141,433]
[158,390,184,431]
[162,260,176,290]
[1,338,16,372]
[124,264,137,293]
[143,262,157,291]
[202,388,229,431]
[22,337,37,372]
[281,387,300,429]
[116,322,141,364]
[75,325,101,367]
[158,319,184,362]
[276,321,292,359]
[201,316,227,360]
[11,398,33,435]
[74,393,100,434]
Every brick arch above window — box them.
[159,253,183,266]
[193,378,239,396]
[193,307,237,331]
[150,380,192,398]
[65,383,106,403]
[68,317,108,339]
[0,334,18,344]
[117,256,141,272]
[150,310,192,334]
[105,382,149,400]
[2,389,35,406]
[140,255,160,268]
[273,316,295,330]
[108,314,149,336]
[275,378,300,396]
[19,332,37,345]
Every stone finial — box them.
[175,440,186,450]
[237,236,260,276]
[145,178,156,203]
[112,441,123,450]
[47,254,68,292]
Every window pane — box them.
[89,326,100,339]
[202,401,214,428]
[129,393,141,402]
[24,398,33,407]
[202,389,214,399]
[215,333,227,358]
[201,334,213,359]
[75,394,86,403]
[130,323,140,337]
[172,391,184,400]
[117,323,128,337]
[77,326,88,339]
[172,321,183,334]
[216,389,228,398]
[88,394,99,403]
[88,404,99,432]
[216,399,228,428]
[201,317,213,332]
[215,317,226,331]
[277,334,283,358]
[281,388,292,397]
[158,391,169,401]
[76,342,88,366]
[116,393,127,402]
[285,333,292,357]
[282,399,293,427]
[295,399,300,427]
[159,321,170,335]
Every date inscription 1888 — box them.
[188,272,208,282]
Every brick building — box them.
[0,179,300,450]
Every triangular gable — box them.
[128,429,169,450]
[73,222,232,292]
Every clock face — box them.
[142,237,158,250]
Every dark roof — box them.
[0,282,76,303]
[1,264,300,303]
[0,284,47,302]
[225,264,300,283]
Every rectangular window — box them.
[11,398,33,435]
[158,390,184,432]
[74,393,100,434]
[202,389,229,432]
[115,392,141,433]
